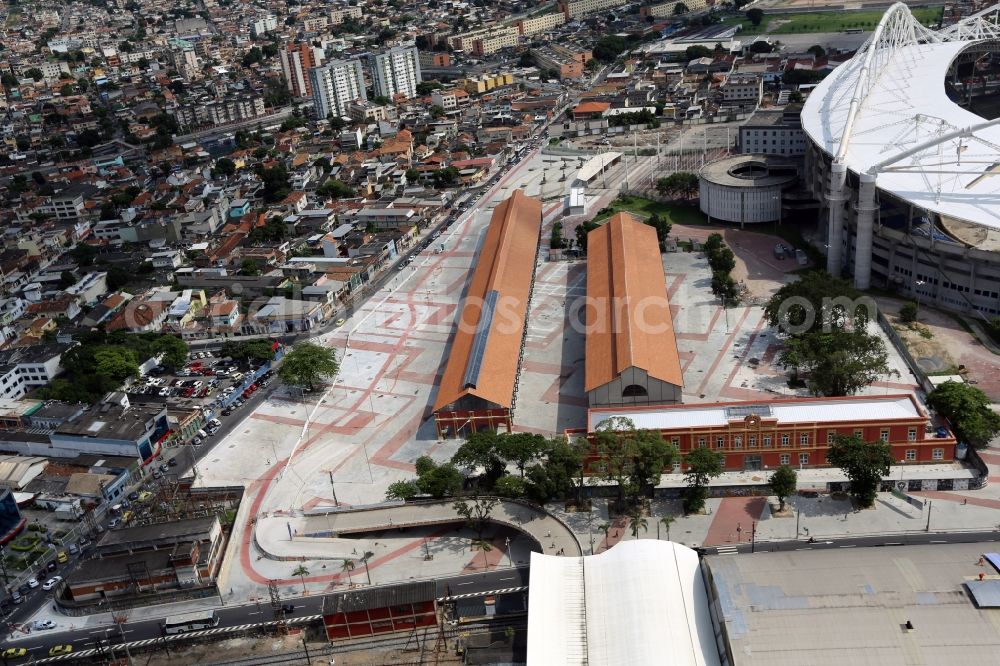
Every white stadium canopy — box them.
[802,2,1000,232]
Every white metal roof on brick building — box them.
[587,394,923,432]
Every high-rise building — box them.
[280,42,324,98]
[309,60,367,119]
[368,46,422,100]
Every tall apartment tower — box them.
[279,42,324,98]
[309,60,367,119]
[368,46,422,100]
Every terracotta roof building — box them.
[585,213,683,408]
[433,190,542,438]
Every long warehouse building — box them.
[432,190,542,438]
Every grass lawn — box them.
[592,195,707,225]
[591,196,825,262]
[767,8,940,34]
[716,8,940,35]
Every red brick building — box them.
[323,581,437,640]
[584,394,956,473]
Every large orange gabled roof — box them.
[433,190,542,413]
[585,213,683,392]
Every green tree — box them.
[340,558,355,586]
[673,2,688,14]
[628,510,648,539]
[278,342,339,392]
[94,348,140,384]
[684,45,712,60]
[899,301,918,324]
[779,328,893,396]
[386,480,420,500]
[240,259,261,276]
[525,437,582,504]
[711,270,738,301]
[575,219,599,254]
[550,222,565,250]
[25,67,43,81]
[807,45,826,57]
[826,435,893,508]
[291,564,309,593]
[494,474,526,498]
[656,171,699,198]
[452,431,506,487]
[593,417,677,508]
[645,214,672,251]
[659,515,675,541]
[497,433,546,477]
[682,447,724,514]
[58,271,77,289]
[769,465,797,512]
[316,179,354,199]
[213,157,236,178]
[926,382,1000,449]
[788,90,804,103]
[153,335,189,370]
[763,271,872,335]
[594,35,628,62]
[746,7,764,26]
[415,456,464,498]
[453,495,498,542]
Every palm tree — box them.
[471,538,493,569]
[598,522,611,551]
[291,564,309,594]
[341,558,355,586]
[660,515,676,541]
[628,511,648,539]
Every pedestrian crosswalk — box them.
[438,586,528,602]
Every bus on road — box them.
[162,610,221,635]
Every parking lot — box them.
[131,350,277,447]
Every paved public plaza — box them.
[178,151,939,605]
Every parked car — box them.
[168,458,178,467]
[68,543,79,555]
[107,518,120,529]
[2,648,26,658]
[42,577,62,591]
[49,645,73,656]
[27,578,38,588]
[47,561,57,571]
[138,491,153,502]
[128,491,140,501]
[18,584,30,595]
[57,551,68,563]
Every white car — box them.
[158,388,171,397]
[27,578,39,588]
[34,619,57,630]
[41,577,62,591]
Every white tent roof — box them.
[527,540,721,666]
[801,7,1000,232]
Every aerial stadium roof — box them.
[526,540,721,666]
[802,2,1000,232]
[432,190,542,413]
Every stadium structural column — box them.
[854,172,877,290]
[826,161,847,276]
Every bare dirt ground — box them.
[878,296,1000,402]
